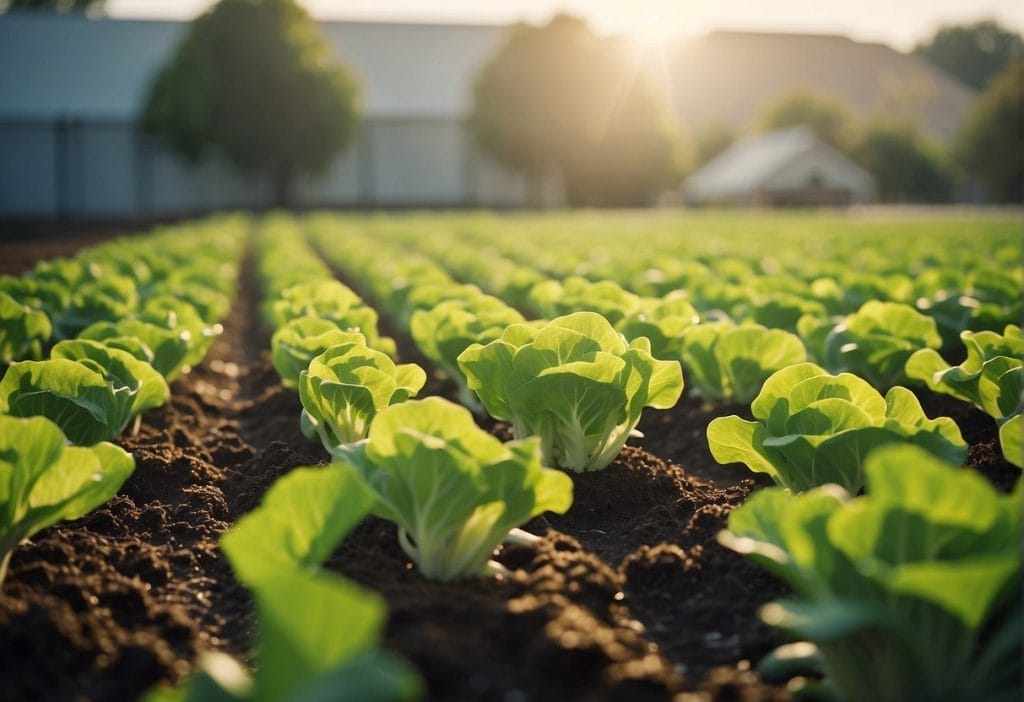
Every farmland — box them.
[0,210,1021,701]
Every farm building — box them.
[0,14,972,219]
[682,126,877,207]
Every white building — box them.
[682,126,877,207]
[0,13,527,218]
[0,16,970,219]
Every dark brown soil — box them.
[0,236,1015,702]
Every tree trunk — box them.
[272,162,293,209]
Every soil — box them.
[0,237,1015,702]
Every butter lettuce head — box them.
[337,397,573,581]
[459,311,683,471]
[707,362,966,492]
[721,445,1021,702]
[0,414,134,584]
[299,340,426,453]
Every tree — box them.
[954,59,1024,203]
[141,0,360,207]
[468,14,683,207]
[757,89,856,153]
[852,121,952,203]
[914,20,1023,91]
[4,0,102,11]
[693,123,736,167]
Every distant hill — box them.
[668,31,977,141]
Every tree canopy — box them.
[852,121,951,203]
[757,89,856,153]
[914,20,1023,91]
[955,59,1024,203]
[468,14,684,207]
[140,0,360,206]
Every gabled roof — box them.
[669,31,977,140]
[682,126,874,202]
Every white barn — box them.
[682,126,877,207]
[0,13,528,219]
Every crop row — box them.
[0,217,246,584]
[1,212,1020,702]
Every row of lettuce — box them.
[2,213,1020,701]
[0,217,245,584]
[169,214,1020,701]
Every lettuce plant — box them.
[271,319,368,389]
[0,415,134,585]
[614,291,699,361]
[907,325,1023,468]
[299,340,426,453]
[459,312,684,471]
[905,325,1022,413]
[266,281,378,338]
[80,319,191,380]
[678,321,807,403]
[526,276,640,326]
[410,294,524,409]
[0,291,52,365]
[721,445,1022,702]
[146,466,421,702]
[707,363,966,492]
[818,301,942,389]
[50,273,139,340]
[337,397,573,581]
[0,340,169,444]
[140,295,223,369]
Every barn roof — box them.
[682,126,875,203]
[0,13,504,120]
[669,31,977,140]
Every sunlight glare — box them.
[627,10,670,49]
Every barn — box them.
[682,126,877,207]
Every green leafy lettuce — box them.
[410,294,524,410]
[459,311,683,471]
[299,340,426,453]
[0,291,52,365]
[906,325,1023,467]
[80,319,192,380]
[271,319,368,389]
[707,362,966,492]
[678,321,807,403]
[0,415,134,585]
[337,397,573,581]
[0,340,169,444]
[146,465,421,702]
[720,445,1022,702]
[816,301,942,389]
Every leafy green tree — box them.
[914,20,1023,90]
[757,89,856,153]
[853,120,952,203]
[4,0,102,11]
[693,123,736,166]
[955,59,1024,203]
[469,14,683,207]
[141,0,360,207]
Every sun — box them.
[626,10,672,49]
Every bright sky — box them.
[104,0,1024,51]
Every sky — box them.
[103,0,1024,51]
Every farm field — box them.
[0,210,1021,702]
